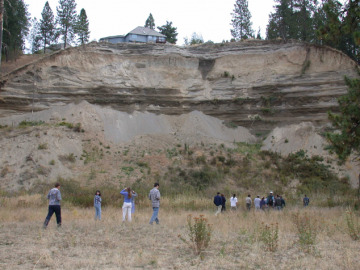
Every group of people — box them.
[214,191,310,214]
[43,182,162,228]
[42,182,311,228]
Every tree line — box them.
[231,0,359,63]
[30,0,90,54]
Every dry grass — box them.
[0,201,360,269]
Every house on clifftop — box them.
[99,26,166,44]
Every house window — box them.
[132,34,137,39]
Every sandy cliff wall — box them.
[0,40,358,131]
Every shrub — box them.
[59,153,76,163]
[49,160,55,165]
[179,215,212,255]
[38,143,48,150]
[344,208,360,240]
[292,212,318,252]
[259,223,278,252]
[19,120,45,127]
[122,166,134,176]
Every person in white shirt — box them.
[230,194,238,211]
[254,195,261,210]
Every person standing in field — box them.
[260,197,266,210]
[43,183,62,228]
[230,194,238,211]
[221,194,226,212]
[303,195,310,207]
[275,194,282,210]
[267,191,274,208]
[149,183,160,225]
[131,190,137,215]
[214,192,222,216]
[120,187,135,222]
[280,196,286,209]
[94,190,102,221]
[254,195,261,210]
[246,194,252,211]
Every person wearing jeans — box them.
[43,183,62,228]
[94,190,102,220]
[120,188,136,222]
[149,183,160,225]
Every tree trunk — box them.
[0,0,4,72]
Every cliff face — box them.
[0,40,358,131]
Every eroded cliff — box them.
[0,40,358,131]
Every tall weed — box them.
[344,208,360,240]
[292,212,318,252]
[179,215,212,255]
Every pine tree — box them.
[75,8,90,45]
[256,27,262,39]
[326,75,360,163]
[317,0,359,63]
[40,1,57,53]
[157,21,178,44]
[3,0,30,61]
[266,0,294,40]
[145,13,155,29]
[230,0,254,40]
[29,18,42,53]
[0,0,4,70]
[56,0,77,48]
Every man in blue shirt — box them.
[214,192,222,216]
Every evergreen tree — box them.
[40,1,57,53]
[145,13,155,29]
[56,0,77,48]
[256,27,262,39]
[157,21,178,44]
[74,8,90,45]
[230,0,254,40]
[317,0,359,63]
[3,0,30,61]
[0,0,4,69]
[29,18,42,53]
[326,75,360,163]
[266,0,295,40]
[293,0,318,42]
[184,33,204,45]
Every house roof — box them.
[99,35,125,40]
[128,26,165,37]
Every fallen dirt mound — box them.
[261,122,360,187]
[0,101,256,190]
[0,101,256,144]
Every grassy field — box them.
[1,195,360,269]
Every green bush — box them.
[19,120,45,127]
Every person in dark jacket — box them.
[43,183,62,228]
[221,194,226,212]
[214,192,222,216]
[260,197,266,210]
[267,191,274,208]
[275,195,282,210]
[280,196,286,209]
[303,195,310,207]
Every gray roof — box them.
[99,35,125,40]
[128,26,165,37]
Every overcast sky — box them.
[26,0,277,46]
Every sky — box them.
[26,0,277,46]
